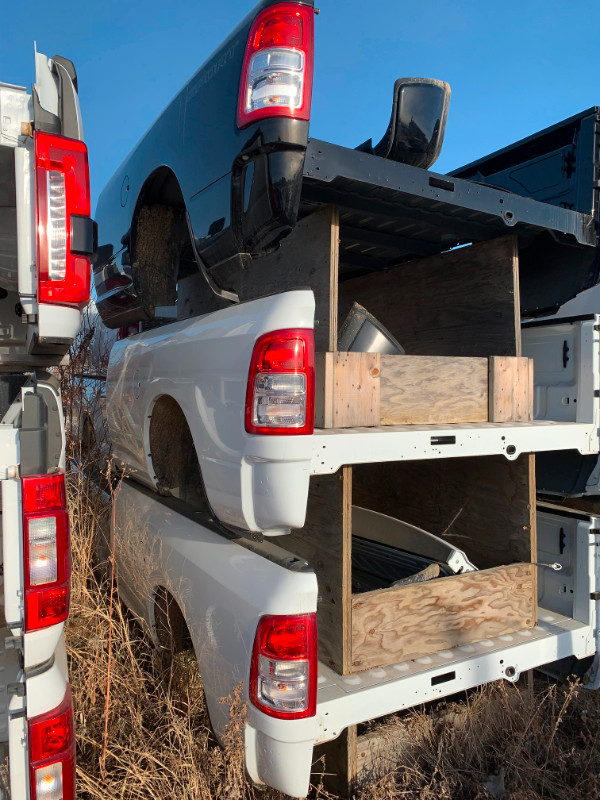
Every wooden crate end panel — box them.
[489,356,534,422]
[350,563,536,672]
[380,355,488,425]
[315,351,380,428]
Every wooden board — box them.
[315,352,380,428]
[315,353,533,427]
[338,235,521,358]
[380,354,488,424]
[313,726,358,799]
[284,469,352,673]
[352,454,536,571]
[235,205,339,351]
[351,563,536,670]
[177,206,339,350]
[489,356,534,422]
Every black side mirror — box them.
[357,77,451,169]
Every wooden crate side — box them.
[315,352,380,428]
[379,355,488,424]
[489,356,534,421]
[314,352,335,428]
[178,205,340,339]
[313,726,358,799]
[352,455,534,570]
[338,235,520,358]
[284,469,352,673]
[351,563,536,671]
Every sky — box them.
[1,0,599,212]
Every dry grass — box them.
[66,464,600,800]
[66,469,295,800]
[62,320,600,800]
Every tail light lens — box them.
[34,131,92,307]
[237,3,314,128]
[245,328,314,435]
[22,472,70,632]
[29,684,75,800]
[250,613,317,719]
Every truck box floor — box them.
[302,139,595,268]
[315,608,592,744]
[311,420,597,474]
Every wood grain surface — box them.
[284,469,352,673]
[235,205,339,351]
[379,354,489,424]
[338,235,521,358]
[315,352,380,428]
[351,563,536,670]
[352,454,535,570]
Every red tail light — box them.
[245,328,314,435]
[250,613,317,719]
[237,3,314,128]
[22,472,70,632]
[34,131,92,307]
[29,684,75,800]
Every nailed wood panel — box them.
[313,725,358,799]
[352,455,535,570]
[235,205,339,352]
[315,352,380,428]
[351,563,536,670]
[178,206,339,348]
[489,356,534,422]
[315,353,335,429]
[379,355,488,424]
[338,235,521,358]
[284,469,352,673]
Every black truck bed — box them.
[300,138,598,316]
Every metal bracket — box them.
[8,683,25,698]
[591,592,600,600]
[185,211,239,304]
[4,636,23,651]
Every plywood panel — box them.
[380,355,488,424]
[338,235,521,358]
[351,563,536,670]
[352,455,535,570]
[489,356,534,422]
[315,352,380,428]
[284,469,352,673]
[234,205,339,351]
[313,726,358,799]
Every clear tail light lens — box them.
[22,472,70,632]
[245,328,314,435]
[250,613,317,719]
[34,130,92,307]
[237,3,314,127]
[29,685,75,800]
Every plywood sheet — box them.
[489,356,534,422]
[338,235,521,358]
[352,455,535,570]
[315,352,380,428]
[379,354,488,424]
[284,469,352,673]
[234,205,339,351]
[351,563,536,670]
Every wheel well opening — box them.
[131,168,194,317]
[148,395,210,511]
[154,586,192,654]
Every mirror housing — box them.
[357,77,451,169]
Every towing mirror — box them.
[357,77,451,169]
